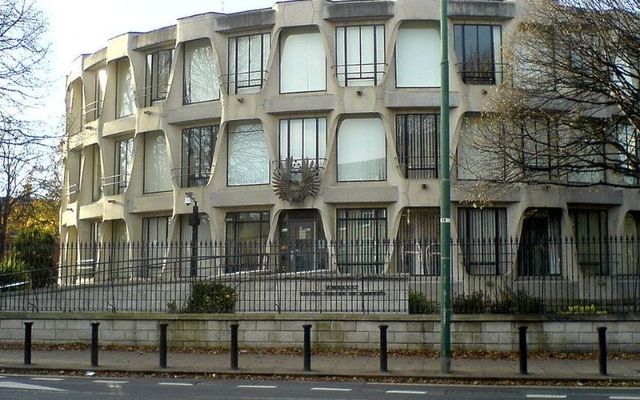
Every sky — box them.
[36,0,281,126]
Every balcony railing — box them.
[456,62,507,85]
[135,83,170,108]
[101,174,130,196]
[171,167,212,188]
[335,62,387,86]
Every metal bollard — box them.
[379,324,389,372]
[159,323,168,368]
[24,321,33,365]
[90,322,100,367]
[230,323,239,370]
[303,324,312,372]
[518,326,528,375]
[598,326,607,376]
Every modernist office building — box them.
[60,0,640,278]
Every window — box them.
[142,216,171,275]
[456,114,505,181]
[144,49,173,107]
[113,137,133,195]
[227,121,270,186]
[110,219,129,278]
[184,39,219,104]
[228,32,271,94]
[77,221,101,283]
[458,207,508,275]
[87,68,106,122]
[144,131,172,193]
[178,213,212,277]
[336,25,385,86]
[396,208,440,275]
[116,58,135,118]
[336,208,387,274]
[520,117,559,182]
[280,28,326,93]
[621,212,640,276]
[337,117,386,181]
[395,23,440,88]
[396,114,439,178]
[180,126,217,187]
[567,142,605,185]
[569,209,609,275]
[517,209,562,276]
[225,211,270,272]
[618,124,639,186]
[67,80,83,135]
[279,117,326,167]
[91,145,102,202]
[454,24,502,84]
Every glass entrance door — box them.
[278,210,327,272]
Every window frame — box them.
[457,207,508,275]
[227,32,271,95]
[336,117,387,182]
[336,208,388,274]
[144,48,173,107]
[143,131,172,194]
[279,28,327,94]
[517,208,563,276]
[180,125,218,188]
[183,39,220,105]
[396,114,439,179]
[335,24,386,87]
[278,116,327,168]
[569,208,610,275]
[115,58,135,119]
[454,24,503,85]
[114,137,134,195]
[226,121,271,187]
[224,211,271,273]
[91,145,102,202]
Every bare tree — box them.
[464,0,640,189]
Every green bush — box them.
[184,282,236,313]
[452,291,488,313]
[492,289,544,314]
[560,304,607,315]
[408,290,436,314]
[0,255,29,290]
[12,229,57,288]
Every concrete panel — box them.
[215,9,276,33]
[323,1,395,20]
[265,94,336,114]
[384,90,459,109]
[449,1,516,20]
[323,185,399,204]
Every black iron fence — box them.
[0,238,638,314]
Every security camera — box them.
[184,194,193,206]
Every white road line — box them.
[610,397,640,400]
[158,382,194,387]
[311,387,353,392]
[386,390,427,395]
[93,380,128,384]
[30,377,64,382]
[526,395,567,399]
[237,385,278,389]
[0,381,67,392]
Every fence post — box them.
[518,326,528,375]
[303,324,312,372]
[23,321,33,365]
[90,322,100,367]
[379,324,388,372]
[159,323,168,368]
[230,323,239,370]
[598,326,607,376]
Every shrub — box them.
[452,291,488,313]
[184,282,236,313]
[408,290,436,314]
[492,289,545,314]
[560,304,607,315]
[12,229,57,288]
[0,255,29,290]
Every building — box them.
[60,0,639,307]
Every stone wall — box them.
[0,313,638,353]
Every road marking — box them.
[526,396,567,399]
[31,377,64,382]
[237,385,277,389]
[311,387,352,392]
[0,381,67,392]
[386,390,427,395]
[158,382,193,387]
[93,380,128,384]
[610,397,640,400]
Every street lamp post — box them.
[185,192,199,277]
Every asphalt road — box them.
[0,374,639,400]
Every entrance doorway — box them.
[278,210,327,272]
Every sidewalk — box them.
[1,348,639,382]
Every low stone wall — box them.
[0,313,638,353]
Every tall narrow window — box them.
[521,117,559,182]
[396,114,439,178]
[395,23,440,88]
[142,216,171,276]
[144,131,172,193]
[114,137,133,195]
[88,68,106,122]
[618,124,639,186]
[336,208,387,274]
[458,207,508,275]
[91,145,102,202]
[279,117,326,167]
[517,209,562,276]
[181,125,217,187]
[228,33,271,94]
[336,25,385,86]
[184,39,219,104]
[145,49,173,107]
[454,24,502,84]
[227,121,270,186]
[78,221,102,283]
[337,117,386,181]
[569,209,609,275]
[396,208,440,275]
[567,142,605,185]
[280,28,326,93]
[225,211,270,272]
[116,58,135,118]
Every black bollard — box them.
[24,321,33,365]
[230,323,239,370]
[303,324,312,372]
[518,326,528,375]
[379,324,389,372]
[159,323,168,368]
[598,326,607,376]
[90,322,100,367]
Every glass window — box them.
[144,131,172,193]
[184,39,219,104]
[569,209,609,275]
[621,212,640,276]
[110,219,129,279]
[456,114,505,181]
[395,23,440,88]
[566,141,605,185]
[113,137,133,195]
[227,121,270,186]
[280,28,326,93]
[336,25,385,86]
[457,207,508,275]
[91,145,102,202]
[396,114,439,178]
[78,221,101,283]
[228,32,271,94]
[618,124,639,186]
[180,126,217,187]
[225,211,270,272]
[87,68,106,122]
[454,24,502,84]
[336,208,387,274]
[279,117,326,167]
[337,117,386,181]
[145,49,173,107]
[396,208,440,275]
[141,216,171,276]
[517,209,562,276]
[116,58,135,118]
[520,117,559,182]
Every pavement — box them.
[1,348,640,383]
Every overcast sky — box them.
[37,0,280,125]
